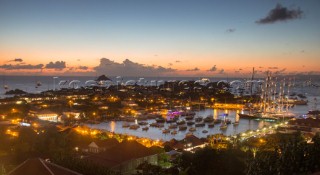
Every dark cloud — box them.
[94,58,176,76]
[207,65,217,72]
[45,61,66,70]
[78,66,89,70]
[274,68,286,75]
[175,60,181,63]
[226,28,236,33]
[168,63,173,66]
[256,4,303,24]
[218,69,225,74]
[186,67,200,71]
[0,64,43,70]
[268,67,278,69]
[9,58,23,62]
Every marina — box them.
[87,102,314,141]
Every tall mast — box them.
[250,67,255,95]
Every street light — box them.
[53,77,58,91]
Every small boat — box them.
[122,123,130,128]
[189,127,196,132]
[195,122,205,127]
[176,120,186,125]
[208,123,215,128]
[185,115,194,120]
[169,124,178,129]
[35,81,42,88]
[129,124,140,130]
[233,121,239,125]
[179,126,187,131]
[162,129,170,134]
[195,116,203,122]
[171,130,177,135]
[213,119,222,124]
[220,123,227,130]
[4,85,9,90]
[138,121,148,125]
[156,118,165,123]
[149,122,158,127]
[187,121,195,126]
[157,123,165,128]
[142,127,149,131]
[204,116,214,123]
[166,118,176,123]
[202,130,208,133]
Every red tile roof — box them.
[289,118,320,128]
[8,158,82,175]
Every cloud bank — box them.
[207,65,217,72]
[256,4,303,24]
[9,58,23,62]
[94,58,176,76]
[186,67,200,71]
[45,61,66,70]
[0,64,44,70]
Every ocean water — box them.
[88,108,273,141]
[1,75,319,95]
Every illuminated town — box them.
[1,75,319,175]
[1,1,320,175]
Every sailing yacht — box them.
[238,73,296,120]
[220,115,228,130]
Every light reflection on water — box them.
[88,109,273,141]
[88,99,316,141]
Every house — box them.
[164,134,207,152]
[29,109,59,122]
[62,110,82,120]
[7,158,82,175]
[82,139,119,154]
[83,140,162,175]
[281,118,320,135]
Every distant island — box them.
[5,89,27,95]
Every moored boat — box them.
[185,115,194,120]
[162,129,170,134]
[187,121,195,126]
[208,123,215,128]
[169,124,178,129]
[176,120,186,125]
[179,126,187,131]
[189,127,196,132]
[171,130,177,135]
[142,126,149,131]
[195,116,203,122]
[129,124,140,130]
[220,123,227,130]
[204,116,214,123]
[195,122,205,127]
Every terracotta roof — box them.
[289,118,320,128]
[83,141,161,168]
[165,135,205,150]
[8,158,82,175]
